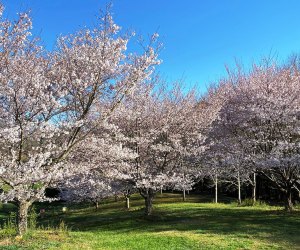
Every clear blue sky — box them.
[2,0,300,93]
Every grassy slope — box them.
[0,193,299,250]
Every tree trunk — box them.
[17,201,31,236]
[144,195,154,216]
[187,190,189,195]
[160,187,163,195]
[95,201,99,210]
[139,188,155,216]
[285,188,294,211]
[215,174,218,203]
[237,171,241,205]
[252,172,256,204]
[125,197,130,209]
[183,188,186,202]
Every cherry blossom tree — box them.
[192,83,232,204]
[110,179,136,209]
[0,4,160,235]
[172,171,196,201]
[111,80,200,215]
[239,64,300,210]
[203,121,255,204]
[60,122,138,210]
[201,149,226,204]
[60,172,112,210]
[207,61,300,210]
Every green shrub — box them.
[239,198,268,207]
[255,200,268,207]
[0,211,17,237]
[58,220,69,232]
[240,198,255,207]
[28,205,38,229]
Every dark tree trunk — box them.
[17,201,32,236]
[144,195,154,216]
[260,168,296,211]
[139,188,155,216]
[285,188,294,211]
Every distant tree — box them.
[60,172,112,210]
[207,62,300,210]
[112,80,201,215]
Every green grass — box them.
[0,193,299,249]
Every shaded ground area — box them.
[0,193,299,249]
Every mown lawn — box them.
[0,193,299,249]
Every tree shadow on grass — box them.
[39,202,300,249]
[2,194,297,248]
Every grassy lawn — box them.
[0,193,299,249]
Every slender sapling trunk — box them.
[252,172,256,204]
[125,196,130,209]
[215,174,218,203]
[237,171,241,205]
